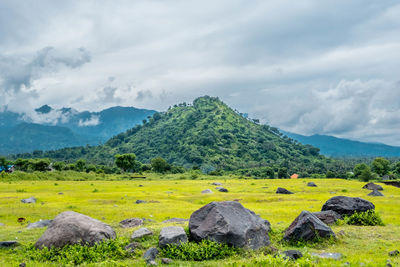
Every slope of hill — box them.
[26,96,334,173]
[284,132,400,157]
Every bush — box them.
[344,210,384,226]
[160,239,239,261]
[21,238,131,265]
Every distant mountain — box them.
[283,131,400,157]
[0,106,156,155]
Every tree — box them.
[371,157,390,176]
[74,159,86,172]
[115,153,137,172]
[262,167,275,178]
[151,157,170,173]
[31,159,50,172]
[395,162,400,175]
[278,167,288,178]
[359,166,373,182]
[0,157,7,167]
[354,163,369,178]
[52,161,66,171]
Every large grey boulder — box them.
[158,226,188,248]
[284,211,335,242]
[21,197,36,204]
[189,201,270,250]
[27,219,53,229]
[368,189,384,196]
[276,187,294,194]
[362,182,383,191]
[312,210,342,225]
[321,196,375,216]
[131,227,153,240]
[35,211,116,248]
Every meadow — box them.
[0,172,399,266]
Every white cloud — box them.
[78,115,100,127]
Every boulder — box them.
[162,218,188,223]
[283,250,303,260]
[284,211,335,242]
[136,200,147,204]
[368,189,384,196]
[201,189,213,194]
[211,182,222,186]
[362,182,383,191]
[217,187,229,192]
[311,252,342,260]
[27,219,53,229]
[158,226,187,248]
[0,241,19,248]
[321,196,375,216]
[119,218,143,228]
[35,211,116,248]
[389,250,399,257]
[312,210,342,225]
[21,197,36,204]
[143,247,159,264]
[131,227,153,240]
[189,201,270,250]
[307,182,317,187]
[276,187,294,194]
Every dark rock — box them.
[307,182,317,187]
[162,218,188,223]
[119,218,143,228]
[136,200,147,204]
[201,189,213,194]
[321,196,375,216]
[389,250,399,256]
[35,211,116,249]
[312,210,342,225]
[189,201,270,250]
[161,258,172,264]
[21,197,36,203]
[211,182,222,186]
[311,252,342,260]
[143,247,159,263]
[368,189,384,196]
[58,192,64,195]
[276,187,294,194]
[362,182,383,191]
[131,227,153,240]
[19,263,26,267]
[124,242,142,253]
[283,250,303,260]
[139,185,144,187]
[217,187,229,192]
[158,226,188,248]
[284,211,335,242]
[27,219,53,229]
[0,241,19,248]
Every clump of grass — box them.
[92,188,99,193]
[344,210,384,226]
[341,189,348,193]
[16,189,26,193]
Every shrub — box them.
[344,210,384,226]
[160,240,239,261]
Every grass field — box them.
[0,173,399,266]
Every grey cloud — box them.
[136,90,153,101]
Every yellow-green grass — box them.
[0,176,399,266]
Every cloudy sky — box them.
[1,0,400,145]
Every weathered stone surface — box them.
[311,252,342,260]
[35,211,115,248]
[321,196,375,216]
[21,197,36,204]
[162,218,188,223]
[201,189,213,194]
[211,182,222,186]
[27,219,53,229]
[136,200,147,204]
[217,187,229,192]
[158,226,188,248]
[307,182,317,187]
[284,211,335,242]
[276,187,294,194]
[368,189,384,196]
[189,201,270,250]
[119,218,143,228]
[143,247,159,263]
[131,227,153,240]
[0,241,19,248]
[362,182,383,191]
[283,250,303,260]
[312,210,342,225]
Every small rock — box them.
[139,185,143,187]
[158,226,188,248]
[283,250,303,260]
[120,218,143,228]
[143,247,159,263]
[312,210,342,225]
[0,241,19,248]
[131,227,153,240]
[162,218,188,223]
[27,219,53,229]
[58,192,64,195]
[161,258,172,264]
[148,260,157,266]
[21,197,37,204]
[312,252,342,260]
[362,182,383,191]
[136,200,147,204]
[276,187,294,194]
[307,182,317,187]
[201,189,213,194]
[389,250,399,256]
[124,242,142,253]
[211,182,222,186]
[368,189,384,197]
[217,187,229,192]
[143,218,156,223]
[19,263,26,267]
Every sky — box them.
[1,0,400,145]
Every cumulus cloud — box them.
[78,115,100,126]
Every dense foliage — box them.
[344,210,384,226]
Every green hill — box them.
[20,96,338,174]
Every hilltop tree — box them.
[115,153,137,172]
[151,157,170,173]
[371,157,390,176]
[359,166,373,182]
[354,163,369,178]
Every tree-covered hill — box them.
[18,96,344,174]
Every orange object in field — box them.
[290,174,299,179]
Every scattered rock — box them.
[368,189,384,197]
[211,182,222,186]
[201,189,213,194]
[321,196,375,216]
[389,250,399,256]
[162,218,188,223]
[17,218,26,223]
[284,211,335,242]
[131,227,153,240]
[0,223,4,227]
[312,210,342,225]
[307,182,317,187]
[161,258,172,264]
[136,200,147,204]
[124,242,142,253]
[217,187,229,192]
[283,250,303,260]
[21,197,36,204]
[311,252,342,260]
[119,218,143,228]
[276,187,294,194]
[35,211,116,249]
[189,201,270,250]
[19,263,26,267]
[143,218,156,223]
[58,192,64,195]
[148,261,157,266]
[139,185,144,187]
[27,219,53,229]
[143,247,159,264]
[158,226,188,248]
[0,241,19,248]
[362,182,383,191]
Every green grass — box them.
[0,174,399,266]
